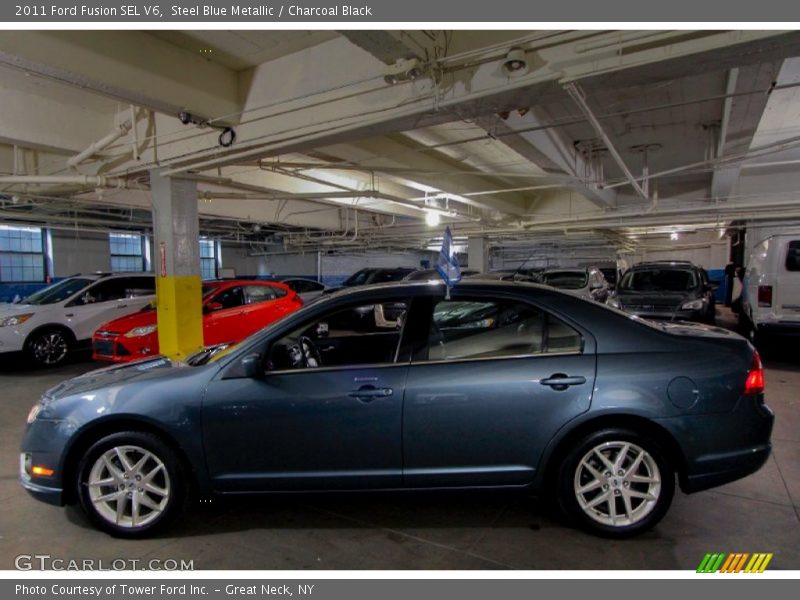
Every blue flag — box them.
[436,226,461,295]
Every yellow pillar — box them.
[150,169,203,360]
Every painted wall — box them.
[51,230,111,276]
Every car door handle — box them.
[540,374,587,391]
[347,386,393,402]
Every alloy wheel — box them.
[32,331,69,365]
[86,445,171,529]
[573,441,661,527]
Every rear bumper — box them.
[757,321,800,337]
[681,443,772,493]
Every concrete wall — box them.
[622,233,729,271]
[219,244,319,279]
[51,229,111,276]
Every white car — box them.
[741,233,800,342]
[540,267,610,303]
[277,277,328,302]
[0,273,155,367]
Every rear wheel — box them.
[76,431,185,538]
[556,429,674,538]
[25,328,72,367]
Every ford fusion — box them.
[20,281,772,538]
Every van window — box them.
[786,240,800,272]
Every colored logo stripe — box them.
[697,553,773,573]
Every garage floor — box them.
[2,312,799,570]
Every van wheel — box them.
[556,429,674,538]
[25,328,72,367]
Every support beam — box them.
[150,169,204,360]
[468,236,490,273]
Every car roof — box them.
[629,262,699,270]
[202,279,289,290]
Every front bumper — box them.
[19,476,64,506]
[0,325,27,353]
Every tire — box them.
[556,428,675,538]
[25,327,73,367]
[76,431,186,538]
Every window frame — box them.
[0,225,46,283]
[785,240,800,272]
[109,232,145,273]
[411,293,586,366]
[261,296,414,375]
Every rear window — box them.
[619,268,698,292]
[543,271,588,290]
[786,240,800,272]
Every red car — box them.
[92,280,303,363]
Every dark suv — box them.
[608,261,717,323]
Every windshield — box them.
[342,269,372,287]
[619,269,698,292]
[21,278,93,305]
[542,271,588,290]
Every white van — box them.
[741,233,800,341]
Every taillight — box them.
[758,285,773,307]
[744,350,765,395]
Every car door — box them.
[402,293,596,488]
[65,278,138,341]
[203,286,246,345]
[201,297,412,492]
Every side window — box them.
[212,287,244,310]
[245,285,278,304]
[418,298,582,362]
[75,279,127,304]
[786,240,800,272]
[266,300,408,371]
[119,276,155,297]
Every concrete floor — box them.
[1,311,799,570]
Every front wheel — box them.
[25,328,72,367]
[76,432,185,538]
[556,429,675,538]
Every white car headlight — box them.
[0,313,34,327]
[681,299,705,310]
[607,297,621,309]
[124,325,158,338]
[27,403,41,424]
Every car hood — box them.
[615,290,693,304]
[43,356,183,401]
[0,302,37,317]
[96,308,156,333]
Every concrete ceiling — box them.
[2,30,800,258]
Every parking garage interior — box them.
[1,30,800,569]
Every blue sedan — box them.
[19,280,773,538]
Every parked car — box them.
[21,280,771,538]
[608,261,716,323]
[740,233,800,343]
[92,280,302,363]
[541,267,610,303]
[0,273,155,367]
[277,277,328,302]
[600,267,620,291]
[465,271,541,283]
[404,268,480,282]
[322,267,419,295]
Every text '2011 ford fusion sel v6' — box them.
[20,280,773,538]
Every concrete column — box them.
[150,169,203,360]
[468,236,489,273]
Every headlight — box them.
[681,299,705,310]
[124,325,157,338]
[607,297,621,309]
[0,313,34,327]
[27,404,41,424]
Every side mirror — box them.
[240,353,264,379]
[205,301,223,313]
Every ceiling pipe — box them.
[564,81,649,201]
[67,118,134,170]
[0,175,129,188]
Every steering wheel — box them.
[297,335,323,368]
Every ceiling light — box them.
[670,232,679,241]
[425,211,441,227]
[501,48,528,78]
